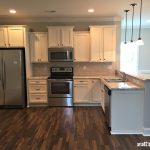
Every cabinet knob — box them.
[104,58,106,60]
[5,44,6,46]
[62,44,63,46]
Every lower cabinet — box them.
[74,79,102,104]
[28,79,48,105]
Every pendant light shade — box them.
[136,0,144,45]
[130,3,137,43]
[124,10,130,44]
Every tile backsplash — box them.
[32,62,116,77]
[74,62,116,76]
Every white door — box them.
[74,84,91,103]
[30,33,41,62]
[61,28,73,47]
[7,27,24,47]
[48,28,60,47]
[90,28,103,61]
[40,33,48,62]
[74,32,90,62]
[103,27,116,62]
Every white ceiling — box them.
[0,0,150,27]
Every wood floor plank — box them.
[0,107,149,150]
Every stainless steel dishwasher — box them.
[104,85,111,128]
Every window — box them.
[120,42,139,74]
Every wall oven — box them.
[48,48,73,62]
[48,67,73,106]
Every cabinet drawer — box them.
[29,94,47,103]
[28,80,47,85]
[29,85,47,93]
[74,79,91,85]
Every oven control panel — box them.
[51,67,73,73]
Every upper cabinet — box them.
[0,26,25,47]
[47,26,74,47]
[90,25,116,62]
[73,31,90,62]
[30,32,48,63]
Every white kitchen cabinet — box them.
[47,26,74,47]
[0,26,25,47]
[28,79,48,104]
[30,32,48,62]
[73,32,90,62]
[74,79,91,103]
[90,26,116,62]
[74,79,101,104]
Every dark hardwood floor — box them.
[0,107,149,150]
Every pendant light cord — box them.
[124,10,130,44]
[138,0,142,39]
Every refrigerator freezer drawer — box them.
[28,79,47,85]
[29,94,48,103]
[29,85,47,93]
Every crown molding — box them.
[0,16,122,23]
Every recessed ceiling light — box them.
[88,9,95,13]
[9,9,16,14]
[44,10,56,13]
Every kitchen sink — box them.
[104,78,125,82]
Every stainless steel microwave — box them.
[48,48,73,62]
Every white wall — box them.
[121,28,150,72]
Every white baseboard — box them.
[138,70,150,74]
[143,128,150,136]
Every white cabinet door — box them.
[74,85,91,103]
[30,32,48,62]
[74,32,90,62]
[90,26,116,62]
[7,27,24,47]
[30,33,40,62]
[39,33,48,62]
[90,27,103,62]
[61,28,73,47]
[48,28,60,47]
[91,80,101,103]
[0,28,7,47]
[103,27,116,62]
[48,26,74,47]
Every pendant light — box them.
[136,0,144,45]
[124,10,130,44]
[130,3,137,43]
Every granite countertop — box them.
[101,78,143,90]
[28,76,48,80]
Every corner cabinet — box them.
[47,26,74,47]
[0,26,25,47]
[73,32,90,62]
[30,32,48,63]
[90,26,116,62]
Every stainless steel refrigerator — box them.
[0,48,26,108]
